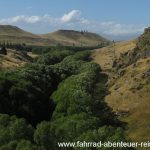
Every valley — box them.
[1,1,150,149]
[0,25,150,150]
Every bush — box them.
[0,114,34,147]
[0,48,131,149]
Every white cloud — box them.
[0,10,146,39]
[60,10,89,24]
[95,22,145,36]
[61,10,81,23]
[0,10,87,25]
[0,15,41,24]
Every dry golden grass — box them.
[27,52,38,58]
[92,40,150,149]
[91,39,136,70]
[41,30,109,46]
[106,57,150,142]
[0,49,31,69]
[0,25,109,46]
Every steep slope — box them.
[91,36,150,149]
[113,28,150,69]
[106,57,150,143]
[92,40,137,71]
[0,25,109,46]
[40,29,110,46]
[0,49,32,69]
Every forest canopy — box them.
[0,48,131,149]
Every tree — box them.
[0,46,7,55]
[16,140,36,150]
[0,114,34,148]
[34,121,56,150]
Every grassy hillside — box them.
[92,38,150,149]
[0,25,57,46]
[0,25,109,46]
[0,49,32,69]
[106,57,150,143]
[112,28,150,69]
[92,40,137,71]
[0,25,38,37]
[41,29,110,46]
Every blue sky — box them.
[0,0,150,40]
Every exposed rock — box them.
[142,71,150,78]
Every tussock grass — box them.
[92,40,150,149]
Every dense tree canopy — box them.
[0,48,132,149]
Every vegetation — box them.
[0,47,132,149]
[0,46,7,55]
[31,45,104,54]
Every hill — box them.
[0,25,57,46]
[92,40,137,71]
[0,25,38,37]
[92,35,150,148]
[41,29,109,46]
[0,49,32,69]
[0,25,109,46]
[111,28,150,70]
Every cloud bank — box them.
[0,10,146,40]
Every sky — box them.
[0,0,150,40]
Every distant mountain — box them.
[0,25,110,46]
[41,29,110,46]
[0,25,38,37]
[0,25,57,46]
